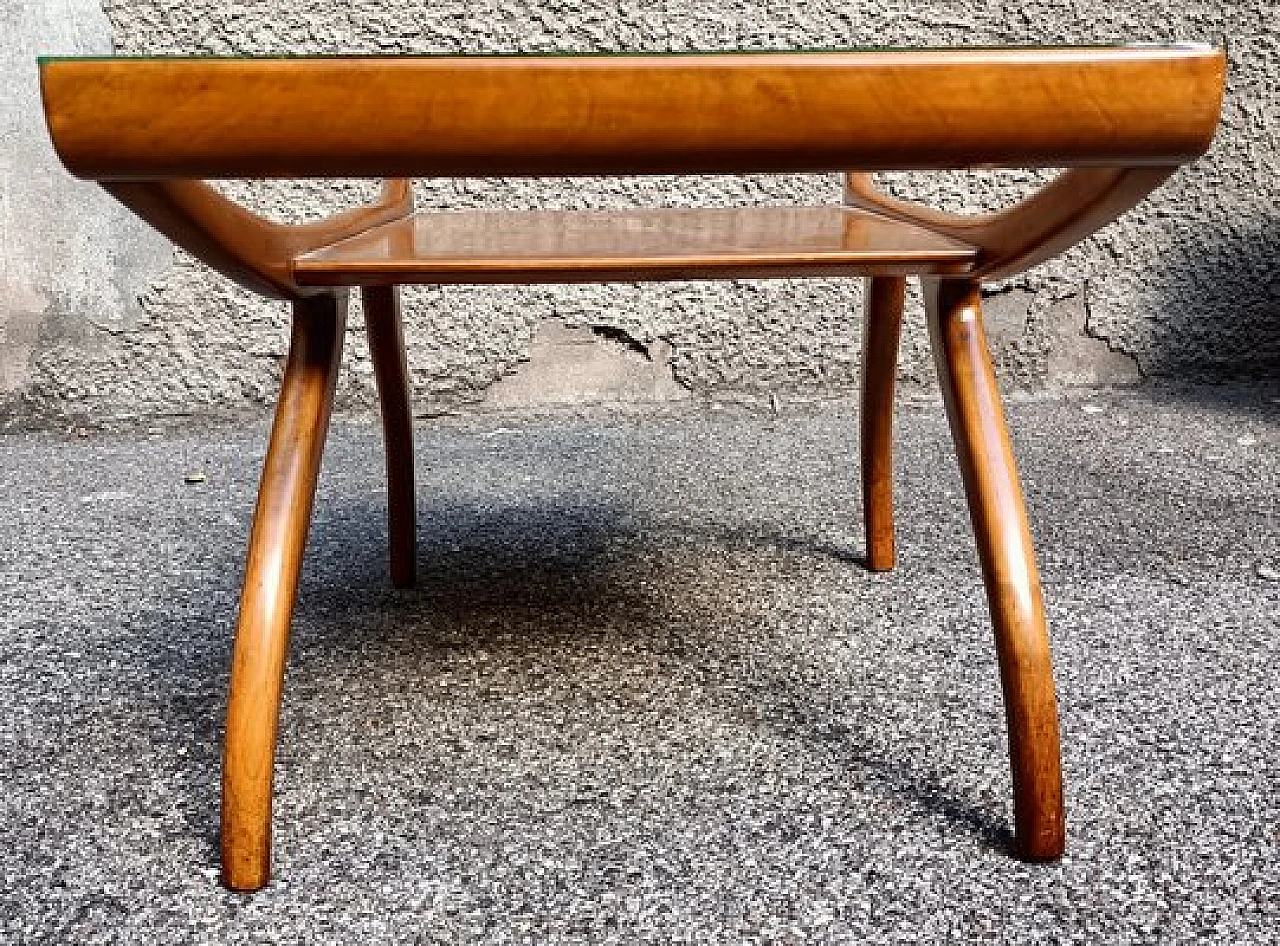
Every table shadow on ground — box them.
[133,495,1013,872]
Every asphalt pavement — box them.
[1,384,1277,944]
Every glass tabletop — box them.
[39,43,1214,64]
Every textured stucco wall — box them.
[0,0,171,427]
[3,1,1277,426]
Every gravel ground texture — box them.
[1,384,1277,944]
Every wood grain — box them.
[924,277,1064,860]
[41,47,1225,179]
[103,179,413,300]
[222,292,347,891]
[845,167,1177,279]
[860,276,905,572]
[294,206,976,285]
[32,45,1229,885]
[362,286,416,588]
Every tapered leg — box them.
[923,277,1065,861]
[362,286,416,588]
[861,276,905,571]
[221,292,347,891]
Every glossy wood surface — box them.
[104,179,413,300]
[860,276,905,572]
[295,206,977,284]
[35,45,1228,886]
[845,167,1177,279]
[222,292,347,891]
[362,286,416,588]
[41,47,1225,179]
[924,278,1064,860]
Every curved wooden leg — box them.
[362,286,416,588]
[221,292,347,891]
[923,277,1065,861]
[861,276,905,571]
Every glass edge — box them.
[38,43,1219,65]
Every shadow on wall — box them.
[1144,213,1280,382]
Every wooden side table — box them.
[39,46,1226,891]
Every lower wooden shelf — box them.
[292,206,978,285]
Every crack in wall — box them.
[484,320,688,409]
[1081,279,1146,380]
[1,1,1273,428]
[589,325,652,361]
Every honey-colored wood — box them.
[40,48,1225,179]
[222,292,347,891]
[35,46,1228,886]
[845,168,1177,279]
[104,179,413,299]
[861,276,905,572]
[923,277,1064,860]
[296,207,977,285]
[362,286,416,588]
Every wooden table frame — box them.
[40,47,1226,892]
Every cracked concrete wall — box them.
[3,1,1277,427]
